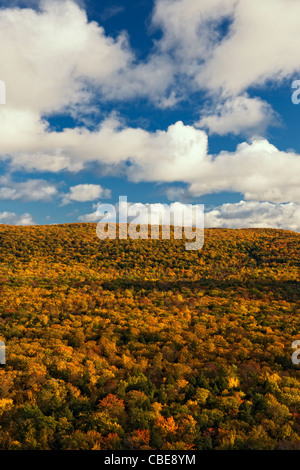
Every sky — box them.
[0,0,300,230]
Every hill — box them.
[0,223,299,450]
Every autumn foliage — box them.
[0,223,299,450]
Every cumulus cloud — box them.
[165,186,192,202]
[205,200,300,232]
[0,211,34,225]
[153,0,235,64]
[0,0,291,141]
[0,0,298,136]
[196,0,300,95]
[152,0,300,134]
[78,211,102,223]
[0,0,295,179]
[2,115,300,206]
[187,139,300,203]
[0,0,177,174]
[0,118,208,175]
[153,0,300,95]
[0,0,129,114]
[196,95,279,137]
[0,0,173,115]
[0,0,299,232]
[61,184,111,205]
[0,176,58,201]
[79,200,204,228]
[124,121,208,183]
[80,199,300,233]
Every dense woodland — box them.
[0,223,299,450]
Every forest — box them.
[0,223,299,450]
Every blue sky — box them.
[0,0,300,230]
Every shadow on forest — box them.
[99,277,300,301]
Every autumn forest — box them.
[0,223,299,450]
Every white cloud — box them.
[0,0,177,173]
[79,200,204,227]
[196,0,300,95]
[80,199,300,232]
[205,200,300,232]
[2,116,300,206]
[124,121,208,183]
[0,0,298,148]
[0,211,34,225]
[78,211,102,222]
[188,138,300,203]
[165,186,191,202]
[0,0,173,116]
[0,118,209,176]
[152,0,300,135]
[1,0,297,178]
[0,0,299,234]
[153,0,236,67]
[0,175,58,201]
[153,0,300,96]
[62,183,111,204]
[196,95,279,136]
[0,0,130,114]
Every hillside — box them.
[0,224,299,450]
